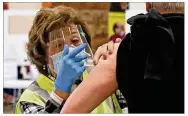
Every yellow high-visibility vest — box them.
[16,70,122,114]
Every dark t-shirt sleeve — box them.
[116,33,147,113]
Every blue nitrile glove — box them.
[54,43,88,93]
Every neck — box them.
[159,10,184,14]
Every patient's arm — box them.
[61,43,120,113]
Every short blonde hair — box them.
[152,2,184,13]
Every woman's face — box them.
[47,24,83,77]
[48,24,82,56]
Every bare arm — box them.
[61,42,120,113]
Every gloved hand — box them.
[54,43,88,93]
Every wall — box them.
[9,2,41,9]
[5,3,41,35]
[126,2,147,34]
[4,3,42,80]
[52,2,109,9]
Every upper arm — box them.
[61,62,117,113]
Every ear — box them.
[146,2,152,12]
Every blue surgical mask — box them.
[50,50,64,73]
[50,47,87,73]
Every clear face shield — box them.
[47,24,94,77]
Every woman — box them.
[15,6,121,114]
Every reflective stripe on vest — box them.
[15,75,54,114]
[27,81,50,103]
